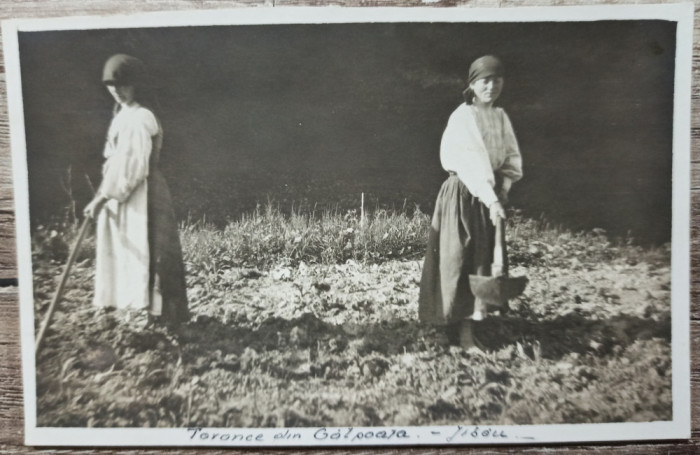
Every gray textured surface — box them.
[0,1,697,453]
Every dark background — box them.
[18,20,676,243]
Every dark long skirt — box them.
[148,168,189,325]
[418,175,495,325]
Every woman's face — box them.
[469,76,504,106]
[106,84,136,106]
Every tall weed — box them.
[181,202,430,271]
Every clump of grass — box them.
[181,202,431,271]
[180,202,671,274]
[32,220,96,265]
[506,211,670,268]
[32,200,670,276]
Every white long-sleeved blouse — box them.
[100,104,159,202]
[440,103,523,206]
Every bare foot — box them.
[459,320,487,352]
[472,298,488,321]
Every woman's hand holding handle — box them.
[83,194,108,219]
[489,201,506,226]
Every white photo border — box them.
[4,3,693,447]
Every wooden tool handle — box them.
[492,216,506,277]
[35,217,92,356]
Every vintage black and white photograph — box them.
[5,4,692,447]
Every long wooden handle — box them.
[35,217,92,356]
[492,216,506,277]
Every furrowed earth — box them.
[32,219,672,428]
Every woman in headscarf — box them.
[418,55,523,349]
[83,54,189,326]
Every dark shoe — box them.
[445,323,461,345]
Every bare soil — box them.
[32,232,672,428]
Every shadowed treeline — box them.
[19,20,675,243]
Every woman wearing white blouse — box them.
[419,56,523,349]
[84,54,189,326]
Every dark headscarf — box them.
[468,55,504,85]
[463,55,504,104]
[102,54,160,116]
[102,54,146,86]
